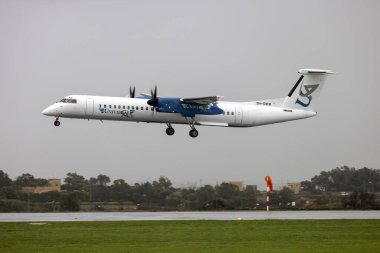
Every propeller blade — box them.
[129,86,136,98]
[147,86,159,107]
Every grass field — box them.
[1,220,380,253]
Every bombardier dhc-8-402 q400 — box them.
[42,69,335,138]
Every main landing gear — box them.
[166,123,175,136]
[187,117,199,138]
[54,117,60,127]
[189,129,198,138]
[165,121,199,138]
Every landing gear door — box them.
[85,98,94,116]
[235,107,243,124]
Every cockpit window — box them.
[60,98,77,103]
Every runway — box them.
[1,210,380,222]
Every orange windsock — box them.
[265,176,273,192]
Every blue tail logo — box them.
[295,84,319,107]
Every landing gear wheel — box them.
[54,120,60,127]
[166,127,175,136]
[189,129,198,138]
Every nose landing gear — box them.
[54,117,60,127]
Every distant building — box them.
[22,179,61,194]
[225,181,244,191]
[287,182,301,194]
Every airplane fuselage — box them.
[42,95,316,128]
[42,69,333,137]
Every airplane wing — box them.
[180,96,223,105]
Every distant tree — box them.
[14,173,35,187]
[0,170,12,187]
[300,180,317,194]
[270,187,295,207]
[153,176,172,192]
[152,176,174,205]
[216,183,240,199]
[215,183,242,209]
[202,199,227,210]
[166,190,183,209]
[0,186,17,199]
[14,173,48,187]
[110,179,130,201]
[279,187,296,204]
[342,192,377,209]
[96,174,110,186]
[60,193,80,211]
[89,177,97,186]
[196,185,216,205]
[179,187,199,209]
[240,187,258,208]
[302,166,380,193]
[63,172,86,191]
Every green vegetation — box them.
[0,220,379,253]
[1,166,380,212]
[301,166,380,193]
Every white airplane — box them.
[42,69,334,138]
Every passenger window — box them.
[141,106,143,110]
[99,104,101,108]
[114,105,116,109]
[118,105,121,109]
[127,106,130,109]
[109,105,112,108]
[136,106,139,110]
[104,105,106,108]
[146,107,148,110]
[232,112,234,115]
[132,106,134,110]
[151,107,154,111]
[227,112,230,115]
[123,106,125,109]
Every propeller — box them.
[147,86,159,108]
[129,86,136,98]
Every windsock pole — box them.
[266,185,270,211]
[264,176,273,212]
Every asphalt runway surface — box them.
[1,210,380,222]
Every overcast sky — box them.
[1,0,379,189]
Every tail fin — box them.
[282,69,335,111]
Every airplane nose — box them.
[42,106,55,116]
[42,107,50,116]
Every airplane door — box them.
[235,107,243,124]
[85,98,94,116]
